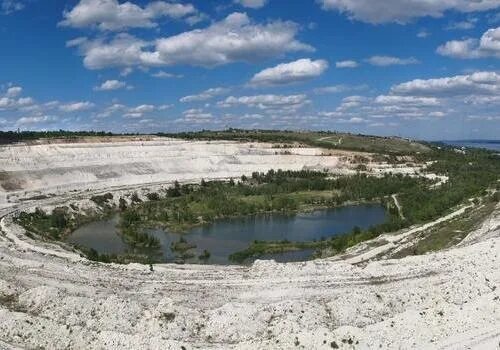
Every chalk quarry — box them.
[0,138,499,349]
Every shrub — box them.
[131,192,142,203]
[90,193,113,207]
[119,198,127,211]
[147,192,160,201]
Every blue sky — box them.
[0,0,499,140]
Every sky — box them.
[0,0,499,140]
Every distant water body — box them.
[441,141,500,152]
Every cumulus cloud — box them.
[318,71,500,124]
[16,115,57,126]
[60,0,199,31]
[6,86,22,97]
[366,55,420,66]
[374,95,441,107]
[94,103,169,119]
[59,101,95,112]
[327,93,444,121]
[234,0,268,9]
[218,94,310,111]
[317,0,500,24]
[437,27,500,59]
[335,95,369,111]
[121,104,172,118]
[180,87,230,103]
[336,60,358,68]
[390,71,500,97]
[249,58,328,86]
[176,108,214,124]
[0,86,34,111]
[68,13,313,69]
[94,79,130,91]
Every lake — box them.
[67,204,388,264]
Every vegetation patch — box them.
[392,197,499,258]
[118,170,422,236]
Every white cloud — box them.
[234,0,268,9]
[184,13,209,26]
[218,94,310,111]
[390,71,500,97]
[317,0,500,24]
[60,0,198,31]
[374,95,441,107]
[129,104,155,113]
[317,71,500,126]
[16,115,57,126]
[95,103,126,118]
[180,87,230,103]
[122,104,166,118]
[315,71,500,123]
[339,117,366,124]
[249,58,328,86]
[437,27,500,59]
[366,55,420,66]
[68,13,313,69]
[151,71,183,79]
[95,103,170,119]
[94,79,130,91]
[0,95,34,110]
[335,60,358,68]
[429,111,446,117]
[120,67,133,77]
[6,86,22,97]
[417,30,430,38]
[444,18,478,30]
[335,95,369,111]
[176,108,214,124]
[1,0,24,14]
[59,101,95,112]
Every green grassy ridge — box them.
[392,197,498,258]
[159,129,430,155]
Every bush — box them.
[90,193,113,207]
[50,207,69,229]
[147,192,160,201]
[131,192,142,203]
[119,198,127,211]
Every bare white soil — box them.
[0,139,498,349]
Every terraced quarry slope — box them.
[0,137,498,349]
